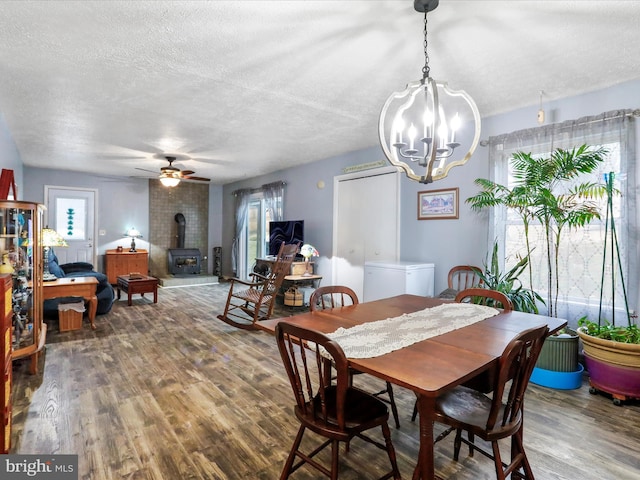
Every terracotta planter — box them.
[577,327,640,405]
[577,327,640,367]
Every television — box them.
[268,220,304,257]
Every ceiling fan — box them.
[135,156,211,186]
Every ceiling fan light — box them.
[160,176,180,187]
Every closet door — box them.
[333,168,400,300]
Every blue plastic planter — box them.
[530,363,584,390]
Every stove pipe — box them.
[175,213,186,249]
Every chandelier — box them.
[378,0,480,184]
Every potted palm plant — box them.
[467,144,608,389]
[475,241,542,313]
[576,172,640,405]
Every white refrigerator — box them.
[363,261,435,302]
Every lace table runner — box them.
[326,303,499,359]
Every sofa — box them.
[43,251,115,318]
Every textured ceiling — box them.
[1,1,639,185]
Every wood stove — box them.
[168,248,201,275]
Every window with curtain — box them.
[488,110,637,324]
[232,181,284,279]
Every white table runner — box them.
[326,303,499,359]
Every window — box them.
[488,110,636,323]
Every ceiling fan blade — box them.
[179,170,195,176]
[182,176,211,182]
[135,167,160,174]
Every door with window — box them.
[44,186,97,265]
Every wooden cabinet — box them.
[0,201,45,375]
[1,274,12,454]
[105,249,148,284]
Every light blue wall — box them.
[222,79,640,305]
[23,167,150,271]
[0,112,24,197]
[219,146,382,278]
[23,166,225,274]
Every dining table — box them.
[257,294,567,480]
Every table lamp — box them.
[299,244,319,277]
[42,227,68,281]
[125,228,143,252]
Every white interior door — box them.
[45,186,97,265]
[333,168,400,300]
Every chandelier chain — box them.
[422,11,430,79]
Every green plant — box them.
[475,241,544,314]
[578,316,640,344]
[467,144,607,317]
[577,172,638,344]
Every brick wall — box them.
[148,180,209,278]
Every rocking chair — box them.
[216,242,299,330]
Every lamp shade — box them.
[300,244,319,259]
[42,228,68,248]
[124,228,143,252]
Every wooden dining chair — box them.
[432,325,549,480]
[437,265,483,299]
[275,321,401,480]
[216,242,298,330]
[309,285,401,430]
[309,285,358,311]
[412,287,514,421]
[454,287,513,311]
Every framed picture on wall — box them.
[417,187,459,220]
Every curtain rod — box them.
[480,108,640,147]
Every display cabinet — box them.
[1,273,12,453]
[0,201,45,374]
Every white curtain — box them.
[231,188,251,275]
[262,181,285,222]
[488,109,637,326]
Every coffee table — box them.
[116,275,158,306]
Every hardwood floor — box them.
[11,283,640,479]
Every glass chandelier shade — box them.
[159,175,180,187]
[378,1,481,184]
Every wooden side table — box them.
[42,277,99,330]
[282,274,323,307]
[117,275,158,306]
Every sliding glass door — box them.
[243,193,272,278]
